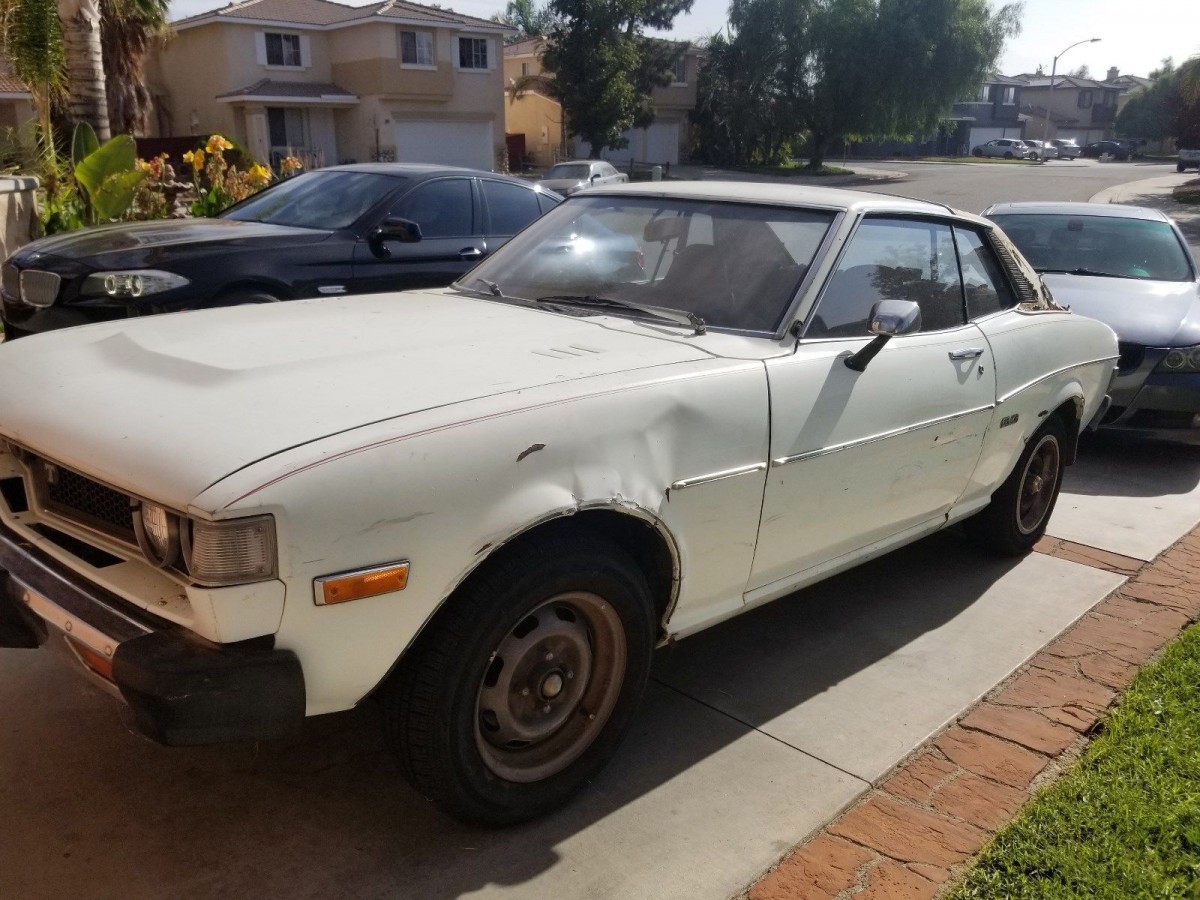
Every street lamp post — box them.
[1039,37,1101,162]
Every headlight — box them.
[81,270,189,298]
[182,515,277,587]
[134,501,180,568]
[1155,346,1200,373]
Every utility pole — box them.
[1040,37,1102,163]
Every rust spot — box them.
[516,442,546,463]
[476,542,493,555]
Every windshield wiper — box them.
[535,294,706,335]
[1038,267,1142,280]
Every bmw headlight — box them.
[1155,346,1200,373]
[82,270,189,299]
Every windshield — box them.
[989,213,1193,282]
[221,171,404,229]
[545,164,591,180]
[460,196,836,332]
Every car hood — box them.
[538,178,586,193]
[1041,274,1200,347]
[13,218,330,267]
[0,291,711,507]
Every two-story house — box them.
[0,57,35,134]
[148,0,513,170]
[952,75,1027,150]
[503,38,702,167]
[1101,67,1155,117]
[1016,73,1123,145]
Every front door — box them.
[352,176,484,294]
[749,216,998,591]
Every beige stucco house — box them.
[0,58,35,134]
[148,0,513,170]
[1016,73,1122,145]
[503,37,702,167]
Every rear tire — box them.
[1004,151,1014,159]
[973,148,983,157]
[966,417,1068,556]
[382,534,656,826]
[1180,162,1187,173]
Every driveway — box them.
[3,164,1198,900]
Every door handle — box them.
[459,247,484,260]
[948,348,985,360]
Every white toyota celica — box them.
[0,182,1117,825]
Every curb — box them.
[1088,173,1193,204]
[741,528,1200,900]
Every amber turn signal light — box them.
[317,562,410,605]
[69,638,115,681]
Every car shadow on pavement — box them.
[1065,433,1200,498]
[0,530,1030,900]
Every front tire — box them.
[383,534,656,826]
[967,418,1067,556]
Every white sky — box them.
[171,0,1199,80]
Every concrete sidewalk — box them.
[1090,172,1200,251]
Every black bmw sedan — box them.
[1,164,561,339]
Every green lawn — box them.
[951,624,1200,899]
[733,163,854,177]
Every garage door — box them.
[643,121,680,165]
[394,120,493,170]
[968,127,1007,148]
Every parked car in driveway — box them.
[1023,140,1059,160]
[0,182,1116,826]
[1080,140,1132,161]
[972,139,1035,159]
[536,160,629,196]
[985,201,1199,440]
[1051,139,1082,159]
[0,164,561,340]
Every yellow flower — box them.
[246,163,271,187]
[183,148,205,170]
[135,158,152,172]
[205,134,234,154]
[280,155,303,176]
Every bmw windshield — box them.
[221,171,405,230]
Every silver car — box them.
[971,138,1035,160]
[537,160,629,196]
[1023,140,1059,161]
[1051,139,1082,160]
[985,201,1200,440]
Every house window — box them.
[400,31,434,66]
[265,32,302,67]
[521,62,531,77]
[1078,91,1093,108]
[672,56,687,84]
[458,37,488,70]
[267,107,307,163]
[977,84,990,102]
[1002,86,1015,104]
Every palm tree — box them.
[57,0,110,140]
[0,0,66,153]
[101,0,169,135]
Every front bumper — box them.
[1103,352,1200,441]
[0,519,305,745]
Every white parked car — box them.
[0,183,1117,826]
[1022,140,1059,161]
[972,138,1035,160]
[1052,139,1082,160]
[537,160,628,196]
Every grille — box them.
[1,263,19,298]
[35,459,136,542]
[1117,342,1145,372]
[18,269,61,308]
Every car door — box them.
[351,176,483,293]
[479,178,546,253]
[749,215,998,591]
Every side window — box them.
[536,192,559,214]
[954,227,1015,319]
[392,179,473,238]
[481,180,541,236]
[806,218,965,339]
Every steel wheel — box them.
[475,591,626,783]
[1016,434,1060,535]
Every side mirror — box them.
[845,299,921,372]
[374,216,423,244]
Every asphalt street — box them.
[2,162,1198,900]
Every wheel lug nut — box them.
[544,651,554,661]
[566,670,574,679]
[543,704,551,713]
[520,687,530,696]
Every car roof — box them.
[983,201,1171,222]
[550,160,605,166]
[321,163,537,186]
[584,180,972,219]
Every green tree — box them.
[543,0,692,157]
[1068,64,1090,79]
[1149,56,1174,80]
[0,0,66,154]
[496,0,556,40]
[1114,72,1179,141]
[58,0,110,140]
